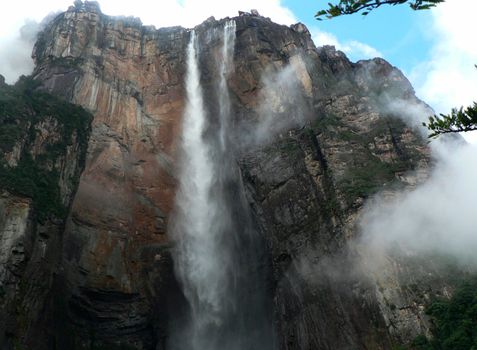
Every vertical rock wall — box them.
[21,2,464,349]
[0,78,92,349]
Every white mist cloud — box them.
[245,55,312,146]
[342,0,477,268]
[0,20,39,84]
[311,28,383,61]
[410,0,477,142]
[353,2,477,264]
[358,5,477,264]
[0,0,296,84]
[99,0,296,28]
[0,0,68,83]
[381,97,434,137]
[360,140,477,266]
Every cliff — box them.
[0,76,92,348]
[0,1,465,349]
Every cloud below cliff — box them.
[305,0,477,282]
[359,139,477,267]
[357,15,477,265]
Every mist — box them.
[0,10,62,84]
[245,52,477,272]
[236,55,311,147]
[169,22,274,350]
[354,68,477,268]
[359,139,477,267]
[380,95,434,137]
[0,20,39,84]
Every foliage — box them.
[424,103,477,138]
[315,0,444,20]
[338,154,406,204]
[0,155,66,220]
[427,278,477,349]
[409,277,477,350]
[0,76,92,221]
[410,335,434,350]
[313,114,418,206]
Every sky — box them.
[0,0,476,140]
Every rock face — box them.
[0,1,463,349]
[0,78,91,349]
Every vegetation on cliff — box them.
[408,277,477,350]
[0,75,92,220]
[313,113,420,207]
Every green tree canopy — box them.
[424,104,477,138]
[410,278,477,350]
[315,0,445,20]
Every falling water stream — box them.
[170,21,274,350]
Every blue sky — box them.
[283,0,431,73]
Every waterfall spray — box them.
[170,21,274,350]
[171,23,237,350]
[175,27,223,331]
[218,20,236,151]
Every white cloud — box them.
[100,0,296,28]
[312,30,340,48]
[311,28,382,61]
[0,20,39,84]
[0,0,68,83]
[0,0,296,84]
[410,0,477,142]
[360,140,477,267]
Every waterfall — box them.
[171,24,236,350]
[218,20,236,151]
[170,21,274,350]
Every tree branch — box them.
[316,0,444,20]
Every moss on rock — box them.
[0,76,92,221]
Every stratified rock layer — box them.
[0,1,462,349]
